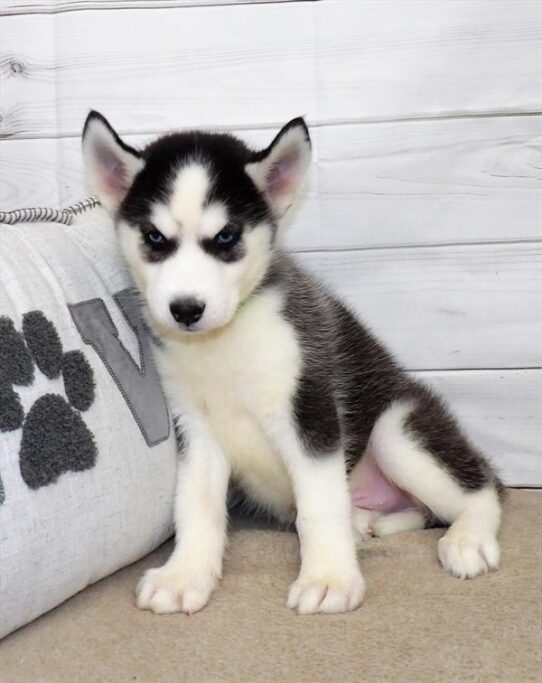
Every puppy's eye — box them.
[144,229,167,250]
[214,224,240,249]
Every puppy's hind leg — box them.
[368,396,502,579]
[371,508,427,537]
[351,508,382,542]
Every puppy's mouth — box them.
[172,321,209,335]
[150,304,238,339]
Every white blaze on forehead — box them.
[169,163,211,236]
[200,202,229,239]
[149,203,179,239]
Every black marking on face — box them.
[118,132,274,238]
[140,224,178,263]
[200,223,245,263]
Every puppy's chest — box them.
[158,292,301,471]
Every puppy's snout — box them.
[170,298,206,327]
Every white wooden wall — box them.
[1,0,541,485]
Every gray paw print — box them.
[0,311,97,501]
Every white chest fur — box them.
[154,289,301,519]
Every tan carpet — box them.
[1,490,541,683]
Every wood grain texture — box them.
[1,0,540,139]
[298,243,542,371]
[2,115,540,250]
[0,136,63,207]
[0,0,297,15]
[315,0,542,124]
[412,369,542,487]
[313,115,542,249]
[0,3,318,139]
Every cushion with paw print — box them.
[0,207,177,638]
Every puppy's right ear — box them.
[82,111,143,213]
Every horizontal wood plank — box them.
[313,115,542,249]
[1,0,540,140]
[315,0,542,124]
[0,0,297,15]
[0,135,63,208]
[412,369,542,487]
[297,242,542,371]
[2,116,540,250]
[0,3,318,139]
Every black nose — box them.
[169,298,206,326]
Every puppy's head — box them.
[82,112,311,335]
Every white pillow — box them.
[0,207,177,638]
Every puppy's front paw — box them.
[438,530,500,580]
[287,568,365,615]
[136,565,217,615]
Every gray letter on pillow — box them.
[69,289,170,447]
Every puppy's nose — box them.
[169,298,206,327]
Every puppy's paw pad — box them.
[287,570,365,614]
[438,531,500,579]
[136,567,215,615]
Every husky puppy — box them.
[82,112,503,615]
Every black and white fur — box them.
[82,112,503,615]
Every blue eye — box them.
[217,232,233,245]
[144,229,166,249]
[214,225,239,248]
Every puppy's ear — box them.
[245,117,311,218]
[82,111,143,213]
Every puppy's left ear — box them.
[82,111,144,213]
[245,117,311,218]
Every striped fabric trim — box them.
[0,198,100,226]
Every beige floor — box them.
[1,490,541,683]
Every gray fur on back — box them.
[260,252,502,494]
